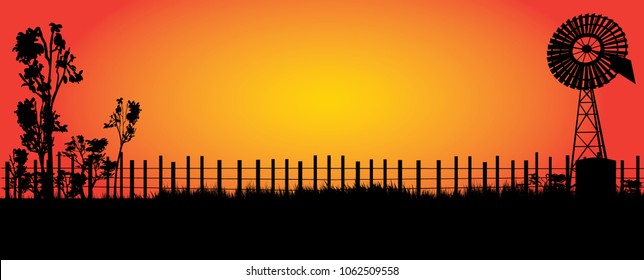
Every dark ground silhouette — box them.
[1,189,642,260]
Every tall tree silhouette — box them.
[12,23,84,198]
[104,98,141,198]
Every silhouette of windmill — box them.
[546,14,635,194]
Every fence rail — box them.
[2,153,642,199]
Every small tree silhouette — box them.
[104,98,141,198]
[622,179,642,195]
[12,22,83,198]
[8,148,33,198]
[529,173,569,193]
[61,135,112,198]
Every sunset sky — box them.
[1,0,641,187]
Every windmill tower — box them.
[546,14,635,195]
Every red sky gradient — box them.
[1,0,642,178]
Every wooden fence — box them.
[2,153,641,199]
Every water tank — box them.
[575,158,616,198]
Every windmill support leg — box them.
[571,89,615,197]
[570,88,607,178]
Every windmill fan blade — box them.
[608,55,636,83]
[547,14,632,90]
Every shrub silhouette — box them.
[60,135,112,198]
[8,148,32,198]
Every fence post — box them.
[620,160,625,194]
[5,162,10,199]
[383,159,388,188]
[158,155,163,195]
[217,160,222,194]
[88,158,93,199]
[637,155,641,194]
[298,161,303,191]
[18,162,24,198]
[467,156,472,193]
[565,155,571,189]
[271,159,276,194]
[511,160,515,189]
[355,161,360,188]
[237,160,242,195]
[186,156,191,194]
[13,164,20,199]
[524,160,529,193]
[495,156,500,194]
[482,162,487,192]
[285,159,289,194]
[13,162,20,199]
[341,155,345,191]
[535,152,539,193]
[256,159,261,192]
[416,160,421,196]
[200,156,204,193]
[119,152,124,199]
[30,160,37,199]
[129,160,134,199]
[57,152,61,199]
[171,162,176,195]
[636,155,641,183]
[369,159,374,189]
[313,155,317,191]
[68,155,73,198]
[15,162,20,198]
[436,160,441,196]
[548,156,553,188]
[65,158,71,199]
[454,156,459,195]
[143,160,148,199]
[32,160,37,198]
[105,156,110,199]
[398,160,403,191]
[327,155,331,189]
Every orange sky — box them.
[1,0,642,180]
